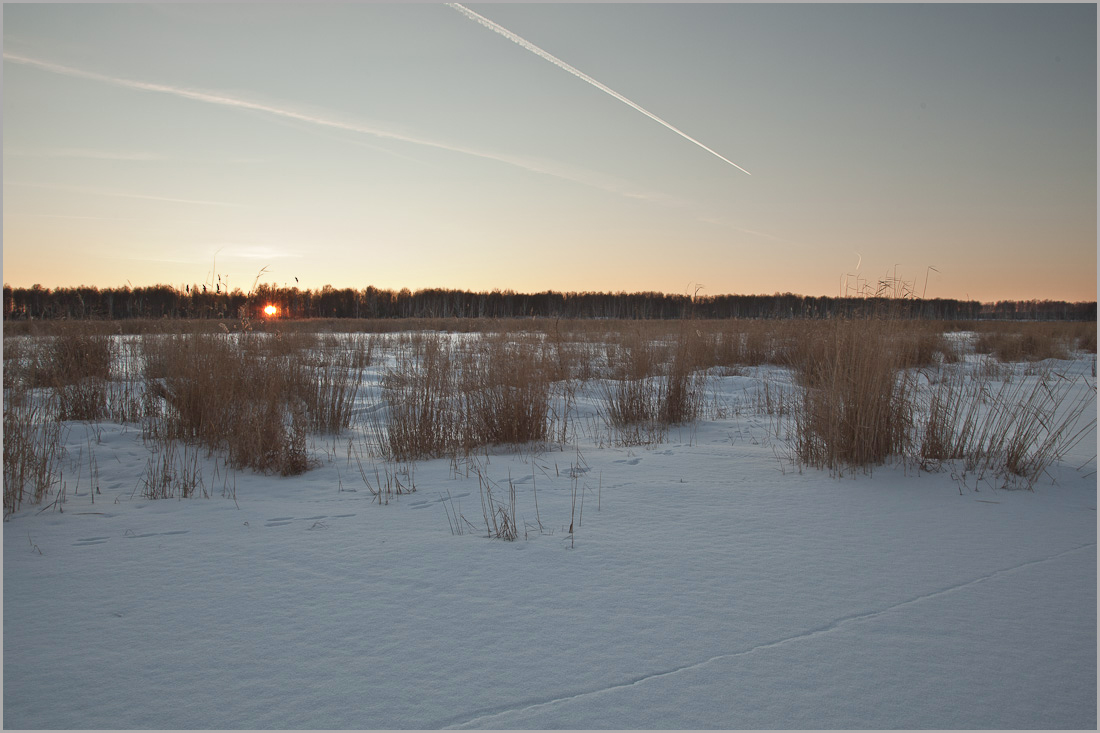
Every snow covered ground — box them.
[4,337,1096,729]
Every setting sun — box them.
[263,305,278,317]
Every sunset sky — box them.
[4,3,1096,302]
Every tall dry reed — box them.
[788,320,914,470]
[921,364,1096,487]
[3,396,66,516]
[382,334,462,460]
[142,333,330,475]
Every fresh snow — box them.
[4,339,1096,729]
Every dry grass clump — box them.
[894,324,961,368]
[3,318,199,338]
[3,396,66,517]
[547,338,602,382]
[3,336,30,390]
[695,321,774,369]
[7,331,117,421]
[475,462,518,541]
[3,327,150,423]
[660,329,709,424]
[263,330,320,356]
[599,376,662,431]
[140,434,206,499]
[461,336,553,450]
[1070,322,1097,353]
[603,326,665,381]
[919,365,1095,487]
[540,321,603,383]
[299,334,370,434]
[919,369,983,464]
[382,334,462,460]
[382,333,558,460]
[789,320,914,470]
[53,378,109,422]
[598,326,708,443]
[973,323,1072,362]
[142,333,335,475]
[599,328,664,431]
[724,322,774,367]
[3,331,103,513]
[43,332,115,386]
[351,456,417,505]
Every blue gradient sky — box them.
[4,3,1096,301]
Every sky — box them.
[3,2,1096,302]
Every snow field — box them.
[4,331,1096,728]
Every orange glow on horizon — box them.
[263,305,278,317]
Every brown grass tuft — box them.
[789,320,914,470]
[142,334,318,475]
[3,396,66,516]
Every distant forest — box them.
[3,283,1096,322]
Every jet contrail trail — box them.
[4,51,683,203]
[446,3,751,176]
[2,52,449,148]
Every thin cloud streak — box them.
[212,245,303,261]
[4,181,241,207]
[6,148,167,161]
[15,213,196,223]
[3,51,678,204]
[447,3,752,176]
[698,216,788,243]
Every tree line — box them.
[3,283,1095,322]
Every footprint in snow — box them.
[73,536,110,546]
[614,458,643,466]
[410,492,472,509]
[263,514,356,526]
[123,530,190,539]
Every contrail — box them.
[3,51,683,202]
[447,3,751,176]
[2,52,453,148]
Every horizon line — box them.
[3,282,1095,307]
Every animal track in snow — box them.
[73,529,189,546]
[410,492,472,510]
[263,514,357,527]
[441,542,1097,730]
[123,530,190,539]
